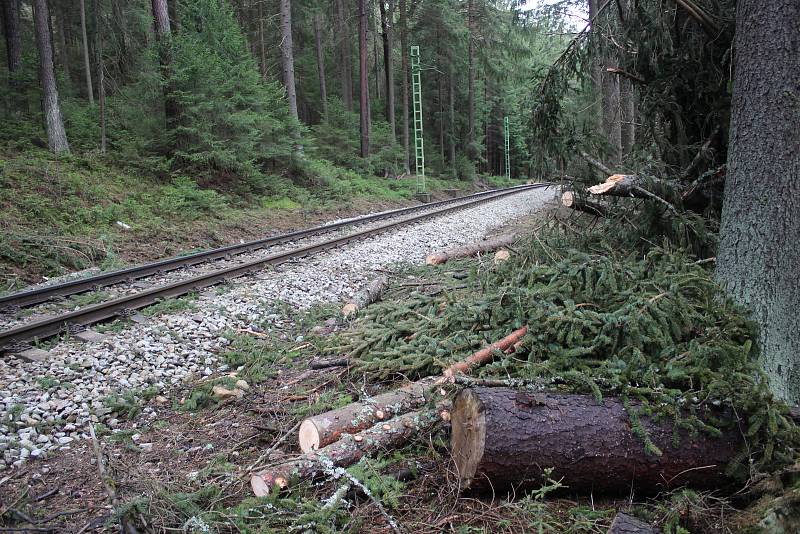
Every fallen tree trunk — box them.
[561,191,607,217]
[342,275,390,316]
[426,234,518,265]
[299,326,528,453]
[252,409,437,496]
[608,512,661,534]
[588,174,680,203]
[451,388,741,494]
[298,377,436,453]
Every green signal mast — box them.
[504,116,511,182]
[410,45,426,197]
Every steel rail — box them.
[0,184,534,310]
[0,184,550,352]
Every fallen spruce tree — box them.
[451,388,742,494]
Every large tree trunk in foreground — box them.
[279,0,298,122]
[426,234,518,265]
[716,0,800,404]
[33,0,70,153]
[312,13,327,119]
[451,388,741,494]
[2,0,22,87]
[252,409,437,495]
[357,0,370,158]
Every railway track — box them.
[0,183,549,353]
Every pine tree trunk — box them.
[358,0,370,158]
[451,388,741,494]
[312,13,327,119]
[111,0,129,82]
[334,0,353,111]
[379,0,395,141]
[258,0,267,80]
[94,0,105,153]
[448,66,456,167]
[716,0,800,404]
[279,0,298,122]
[372,7,380,101]
[399,0,410,172]
[2,0,22,88]
[56,3,71,82]
[79,0,94,104]
[466,0,475,159]
[620,77,635,154]
[33,0,70,153]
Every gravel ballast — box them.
[0,186,556,470]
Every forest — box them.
[1,0,799,532]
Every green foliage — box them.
[104,386,160,419]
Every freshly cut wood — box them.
[451,388,741,494]
[588,174,678,201]
[298,326,527,453]
[608,513,661,534]
[342,275,389,316]
[442,326,528,378]
[299,377,436,453]
[561,191,607,217]
[426,234,518,265]
[252,409,437,496]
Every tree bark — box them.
[358,0,370,158]
[279,0,298,122]
[298,377,434,453]
[33,0,70,153]
[312,13,327,119]
[341,275,389,316]
[150,0,180,143]
[56,2,71,81]
[466,0,476,159]
[561,190,607,217]
[448,65,456,167]
[620,77,635,154]
[608,512,661,534]
[95,0,106,153]
[588,173,679,203]
[425,234,519,266]
[2,0,22,87]
[334,0,353,111]
[252,409,438,495]
[716,0,800,403]
[451,388,741,494]
[258,0,267,80]
[399,0,410,172]
[79,0,94,104]
[379,0,395,141]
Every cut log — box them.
[342,275,390,316]
[309,357,350,370]
[299,326,527,453]
[442,325,528,378]
[426,234,518,265]
[451,388,741,494]
[608,512,661,534]
[561,190,607,217]
[588,174,679,201]
[252,409,437,496]
[298,377,436,453]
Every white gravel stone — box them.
[0,187,556,469]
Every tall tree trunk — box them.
[56,2,71,81]
[95,0,105,153]
[334,0,353,111]
[111,0,128,82]
[312,13,327,119]
[150,0,180,147]
[448,65,456,167]
[358,0,370,157]
[372,6,380,101]
[79,0,94,104]
[466,0,475,159]
[620,77,635,155]
[399,0,410,172]
[33,0,70,153]
[2,0,22,88]
[279,0,298,121]
[716,0,800,404]
[379,0,395,141]
[258,0,267,80]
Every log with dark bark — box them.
[341,275,389,316]
[252,409,437,495]
[561,191,607,217]
[608,512,661,534]
[426,234,518,265]
[451,388,741,494]
[298,377,436,453]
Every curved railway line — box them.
[0,183,551,353]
